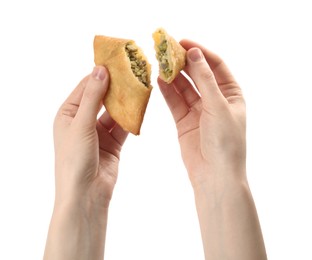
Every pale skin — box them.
[44,67,128,260]
[158,39,267,260]
[44,39,267,260]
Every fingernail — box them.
[92,66,106,80]
[188,48,203,62]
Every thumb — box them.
[74,66,109,127]
[186,48,226,111]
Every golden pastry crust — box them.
[153,28,186,83]
[94,35,152,135]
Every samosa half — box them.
[94,36,152,135]
[153,28,186,83]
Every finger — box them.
[157,77,189,123]
[74,66,109,128]
[55,75,89,123]
[98,111,116,132]
[98,111,128,146]
[185,48,226,111]
[181,39,244,103]
[110,124,128,147]
[180,39,228,74]
[172,72,201,109]
[96,123,128,161]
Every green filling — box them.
[156,40,172,78]
[125,44,148,87]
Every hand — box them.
[44,66,128,260]
[158,40,267,260]
[158,39,246,188]
[53,66,128,209]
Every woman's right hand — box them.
[158,39,246,189]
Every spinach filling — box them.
[156,40,172,78]
[125,44,148,87]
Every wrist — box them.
[192,174,267,260]
[44,200,108,260]
[53,194,109,225]
[191,170,249,203]
[54,178,114,211]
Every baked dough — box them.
[94,35,152,135]
[152,28,186,83]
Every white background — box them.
[1,0,311,259]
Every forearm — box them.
[193,176,267,260]
[43,202,108,260]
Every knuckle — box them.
[199,69,215,82]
